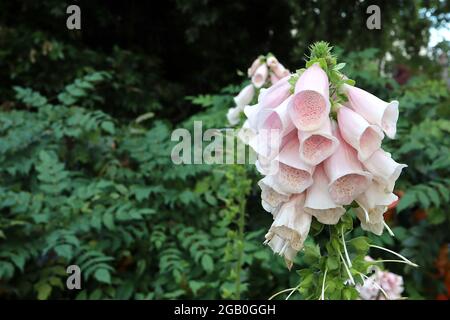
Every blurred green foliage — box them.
[0,1,449,299]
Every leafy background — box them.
[0,0,449,299]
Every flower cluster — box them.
[227,54,290,125]
[357,257,404,300]
[241,50,407,268]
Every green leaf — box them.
[36,283,52,300]
[201,255,214,273]
[101,121,115,134]
[334,63,346,70]
[396,192,417,212]
[348,237,369,253]
[94,269,111,284]
[102,212,115,230]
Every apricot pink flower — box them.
[252,64,269,88]
[355,182,398,235]
[304,165,345,224]
[248,56,263,77]
[264,194,312,269]
[258,176,290,214]
[344,84,399,139]
[298,117,339,165]
[259,96,294,137]
[288,64,330,131]
[337,106,384,161]
[234,84,255,108]
[323,124,372,205]
[363,150,408,193]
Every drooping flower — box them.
[248,56,264,77]
[363,149,408,193]
[258,176,290,213]
[264,194,312,269]
[304,165,346,225]
[298,117,339,165]
[323,124,372,205]
[337,105,384,161]
[229,54,290,127]
[343,84,399,139]
[355,182,398,235]
[288,64,330,131]
[234,84,255,108]
[252,64,269,88]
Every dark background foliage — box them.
[0,0,449,299]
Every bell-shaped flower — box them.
[264,194,312,269]
[255,75,292,125]
[247,56,264,77]
[237,120,256,145]
[226,105,244,126]
[258,176,290,213]
[343,84,399,139]
[288,64,330,131]
[234,84,255,108]
[258,96,294,136]
[337,105,384,161]
[304,165,345,225]
[252,64,269,88]
[363,149,407,192]
[270,72,280,84]
[271,138,315,194]
[323,124,372,205]
[355,182,398,235]
[298,117,339,165]
[243,103,261,131]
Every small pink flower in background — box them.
[356,256,404,300]
[227,54,291,127]
[248,56,264,77]
[252,64,269,88]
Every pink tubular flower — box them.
[226,106,243,126]
[264,194,312,269]
[355,182,398,235]
[234,84,255,108]
[288,64,330,131]
[259,96,294,137]
[266,56,278,68]
[265,137,314,194]
[258,177,290,213]
[272,138,314,194]
[247,56,264,77]
[270,72,280,84]
[363,149,408,192]
[255,75,292,125]
[298,117,339,165]
[337,106,384,161]
[378,271,404,300]
[304,165,345,225]
[243,103,261,131]
[343,84,399,139]
[323,123,372,205]
[252,64,269,88]
[272,63,290,78]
